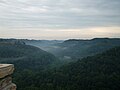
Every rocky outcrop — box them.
[0,64,16,90]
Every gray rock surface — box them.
[0,64,16,90]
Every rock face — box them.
[0,64,16,90]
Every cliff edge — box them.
[0,64,16,90]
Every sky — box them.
[0,0,120,40]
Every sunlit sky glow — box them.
[0,0,120,40]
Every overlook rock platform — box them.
[0,64,16,90]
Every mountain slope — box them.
[49,38,120,60]
[15,46,120,90]
[24,38,120,61]
[0,41,57,70]
[50,46,120,90]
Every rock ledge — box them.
[0,64,16,90]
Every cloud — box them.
[21,6,48,13]
[0,0,120,39]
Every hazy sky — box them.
[0,0,120,39]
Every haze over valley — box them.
[0,0,120,90]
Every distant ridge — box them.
[1,38,120,61]
[64,38,120,42]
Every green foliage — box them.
[0,41,57,70]
[15,47,120,90]
[0,39,120,90]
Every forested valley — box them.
[0,38,120,90]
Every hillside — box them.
[24,38,120,61]
[52,46,120,90]
[0,40,57,70]
[2,38,120,61]
[15,46,120,90]
[48,38,120,60]
[1,39,120,90]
